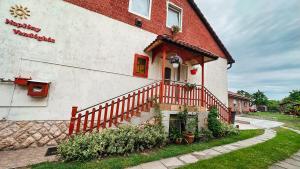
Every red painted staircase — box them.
[68,81,232,135]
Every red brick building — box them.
[228,91,251,114]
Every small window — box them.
[129,0,152,19]
[167,2,182,29]
[133,54,149,78]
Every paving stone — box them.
[291,156,300,161]
[160,157,184,168]
[192,151,210,160]
[126,165,143,169]
[140,161,167,169]
[277,162,299,169]
[284,159,300,167]
[223,145,239,151]
[178,154,198,164]
[269,165,286,169]
[212,146,232,153]
[201,149,222,157]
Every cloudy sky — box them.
[196,0,300,100]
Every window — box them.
[167,2,182,29]
[133,54,149,78]
[129,0,152,19]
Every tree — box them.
[267,100,280,112]
[252,90,268,106]
[237,90,252,99]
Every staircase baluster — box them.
[76,113,82,134]
[97,105,102,130]
[103,103,108,128]
[90,108,96,132]
[121,96,125,122]
[131,92,136,116]
[114,98,120,124]
[109,100,114,127]
[83,110,89,132]
[126,94,131,120]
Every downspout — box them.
[227,63,233,70]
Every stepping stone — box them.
[223,145,239,151]
[140,161,167,169]
[178,154,198,164]
[201,149,222,157]
[285,159,300,167]
[277,162,299,169]
[269,165,286,169]
[192,151,206,159]
[160,157,184,168]
[292,156,300,161]
[212,146,232,153]
[126,166,143,169]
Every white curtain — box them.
[131,0,150,17]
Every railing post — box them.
[68,106,78,136]
[228,107,233,123]
[159,81,163,103]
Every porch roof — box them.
[144,35,219,64]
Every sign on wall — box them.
[5,5,56,43]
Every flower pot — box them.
[184,133,195,144]
[190,69,197,75]
[14,77,32,86]
[175,138,183,144]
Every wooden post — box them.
[201,57,205,107]
[68,106,78,136]
[159,46,167,103]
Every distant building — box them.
[228,91,251,114]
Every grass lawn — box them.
[32,130,263,169]
[180,128,300,169]
[242,112,300,130]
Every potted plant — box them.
[169,127,183,144]
[184,118,197,144]
[171,25,180,35]
[184,83,196,91]
[190,69,197,75]
[170,55,180,68]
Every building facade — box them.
[228,91,250,114]
[0,0,234,150]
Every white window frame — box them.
[166,1,183,31]
[128,0,152,20]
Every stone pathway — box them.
[269,127,300,169]
[127,129,276,169]
[236,116,284,129]
[0,146,57,169]
[269,150,300,169]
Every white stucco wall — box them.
[0,0,228,121]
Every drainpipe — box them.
[227,63,233,70]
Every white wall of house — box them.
[0,0,228,121]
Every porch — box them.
[68,35,232,135]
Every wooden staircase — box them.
[68,81,232,135]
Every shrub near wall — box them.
[58,124,167,161]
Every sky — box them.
[195,0,300,100]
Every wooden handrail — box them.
[68,80,231,135]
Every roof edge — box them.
[188,0,235,64]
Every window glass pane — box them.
[167,7,180,27]
[137,58,146,74]
[130,0,150,17]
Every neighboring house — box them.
[0,0,234,150]
[228,91,250,114]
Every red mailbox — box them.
[27,80,50,97]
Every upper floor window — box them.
[129,0,152,20]
[167,2,182,29]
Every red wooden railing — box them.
[69,81,232,135]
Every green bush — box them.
[208,107,223,137]
[58,124,167,161]
[198,128,214,141]
[208,107,239,138]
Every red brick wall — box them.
[64,0,227,59]
[229,96,250,114]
